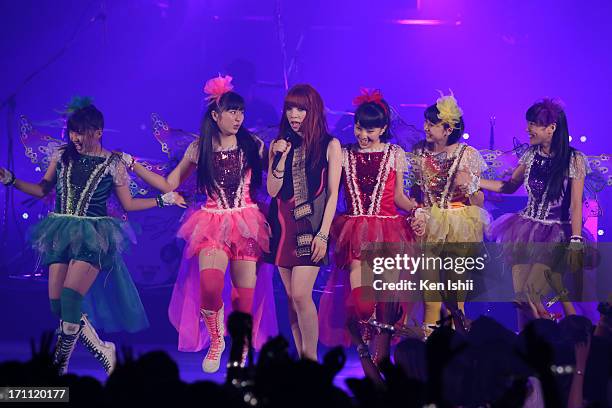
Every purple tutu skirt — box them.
[490,213,592,268]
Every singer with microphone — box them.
[267,84,342,362]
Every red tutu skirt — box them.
[320,214,416,347]
[331,214,416,269]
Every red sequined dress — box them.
[331,143,415,268]
[319,143,416,347]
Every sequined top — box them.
[184,137,265,210]
[341,143,406,216]
[413,143,487,208]
[53,150,129,217]
[519,146,590,223]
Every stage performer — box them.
[267,84,342,361]
[123,75,272,373]
[410,92,489,338]
[0,102,185,375]
[475,99,590,328]
[319,89,422,366]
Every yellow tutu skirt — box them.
[426,204,490,244]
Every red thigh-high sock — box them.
[349,287,376,321]
[200,268,224,311]
[231,287,255,314]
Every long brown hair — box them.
[279,84,329,169]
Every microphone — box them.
[272,134,288,170]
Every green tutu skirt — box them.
[29,213,149,333]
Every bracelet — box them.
[128,157,136,171]
[315,231,329,243]
[272,169,284,179]
[156,194,164,208]
[570,235,584,242]
[368,319,396,333]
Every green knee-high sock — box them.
[50,299,61,318]
[60,288,83,324]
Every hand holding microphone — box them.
[271,138,292,172]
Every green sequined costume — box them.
[29,151,149,333]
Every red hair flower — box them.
[352,88,388,114]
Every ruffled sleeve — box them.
[392,144,408,173]
[185,140,200,164]
[341,146,350,168]
[519,147,536,166]
[109,157,130,186]
[460,145,488,176]
[569,150,591,179]
[50,145,63,163]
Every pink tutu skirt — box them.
[178,204,270,260]
[168,205,277,352]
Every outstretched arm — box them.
[121,152,196,193]
[0,161,57,198]
[114,182,186,211]
[479,164,526,194]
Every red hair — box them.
[279,84,329,169]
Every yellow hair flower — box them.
[435,90,463,130]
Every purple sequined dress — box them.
[490,146,591,267]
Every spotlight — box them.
[580,135,587,143]
[569,135,573,142]
[35,166,41,172]
[22,212,29,220]
[598,229,604,236]
[462,133,470,140]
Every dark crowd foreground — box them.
[1,306,611,408]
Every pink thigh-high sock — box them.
[200,268,224,311]
[231,287,255,314]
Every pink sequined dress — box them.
[168,140,277,352]
[319,143,416,347]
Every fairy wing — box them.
[478,137,529,181]
[17,115,64,215]
[583,154,612,199]
[150,113,201,202]
[19,115,65,171]
[389,105,425,153]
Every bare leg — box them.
[48,263,69,299]
[229,260,257,289]
[279,267,302,356]
[289,265,320,361]
[63,260,100,296]
[512,264,533,330]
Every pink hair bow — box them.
[203,74,234,104]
